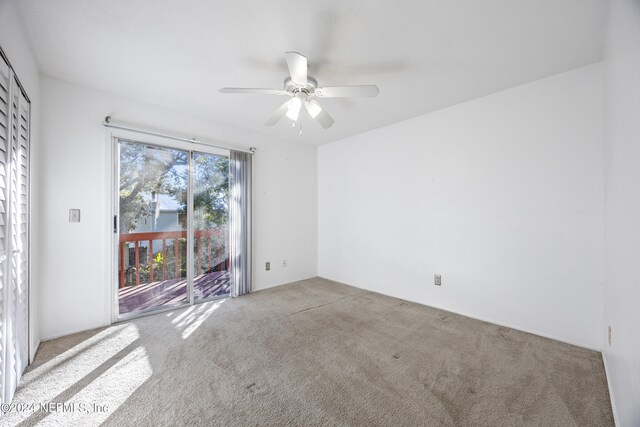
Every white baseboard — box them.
[602,352,619,426]
[29,339,40,363]
[253,274,319,292]
[41,322,110,342]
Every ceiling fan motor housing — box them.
[284,76,318,97]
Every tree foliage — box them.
[194,153,229,230]
[119,142,228,232]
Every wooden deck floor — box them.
[118,271,230,315]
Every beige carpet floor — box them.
[4,277,613,426]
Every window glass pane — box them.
[118,141,189,315]
[193,151,230,301]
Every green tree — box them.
[119,142,188,232]
[119,142,228,233]
[193,153,229,230]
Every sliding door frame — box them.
[106,128,229,323]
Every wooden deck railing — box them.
[119,229,228,288]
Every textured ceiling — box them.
[16,0,607,145]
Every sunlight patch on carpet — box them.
[172,299,226,339]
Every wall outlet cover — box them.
[434,274,442,286]
[69,209,81,223]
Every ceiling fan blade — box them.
[305,99,335,129]
[264,100,290,126]
[315,85,379,98]
[284,51,308,85]
[220,88,289,95]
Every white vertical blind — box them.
[229,150,252,297]
[0,51,30,406]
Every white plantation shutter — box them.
[8,76,29,391]
[0,51,30,406]
[0,53,10,405]
[14,87,29,380]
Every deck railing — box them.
[119,229,228,288]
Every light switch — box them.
[69,209,81,223]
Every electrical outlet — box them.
[434,274,442,286]
[283,259,287,268]
[265,262,271,271]
[608,325,612,346]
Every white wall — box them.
[319,64,604,350]
[38,75,317,340]
[0,0,41,360]
[603,0,640,425]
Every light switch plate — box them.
[265,262,271,271]
[434,274,442,286]
[69,209,81,223]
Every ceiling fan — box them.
[220,52,379,132]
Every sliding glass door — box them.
[116,140,230,319]
[193,151,230,301]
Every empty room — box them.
[0,0,638,425]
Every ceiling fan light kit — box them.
[285,94,304,121]
[305,99,322,119]
[220,52,379,133]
